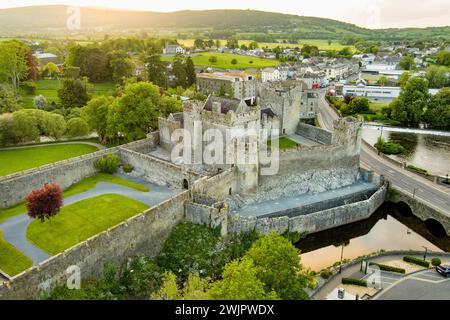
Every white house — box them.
[163,44,185,55]
[261,68,281,82]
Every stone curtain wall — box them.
[296,122,333,145]
[228,184,387,235]
[0,191,190,300]
[0,148,119,209]
[119,147,201,190]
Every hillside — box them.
[0,5,449,41]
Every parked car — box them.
[436,265,450,277]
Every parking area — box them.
[376,269,450,300]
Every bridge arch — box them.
[425,218,447,238]
[395,201,413,217]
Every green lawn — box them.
[20,79,116,108]
[26,194,149,255]
[0,173,149,223]
[0,231,32,276]
[268,137,299,150]
[0,144,99,177]
[178,39,356,52]
[369,102,390,112]
[162,52,279,69]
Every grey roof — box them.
[261,108,276,118]
[204,96,242,114]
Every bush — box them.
[342,278,367,287]
[123,163,134,173]
[320,269,333,279]
[67,117,89,137]
[26,183,63,222]
[403,256,430,268]
[406,164,429,176]
[21,80,37,95]
[94,154,121,174]
[375,137,405,155]
[431,258,442,267]
[369,262,406,274]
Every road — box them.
[317,91,450,216]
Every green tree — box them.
[58,78,91,109]
[208,56,218,64]
[209,258,278,300]
[185,57,196,87]
[67,117,89,137]
[172,54,187,88]
[11,109,40,142]
[0,113,14,146]
[347,97,370,114]
[146,54,167,87]
[377,76,388,86]
[42,62,60,79]
[66,45,111,82]
[398,56,416,70]
[244,233,313,300]
[150,272,211,300]
[391,77,429,127]
[194,39,205,49]
[0,41,29,93]
[0,83,21,114]
[81,95,113,142]
[423,87,450,130]
[435,50,450,66]
[231,58,238,65]
[108,50,135,83]
[425,65,449,89]
[41,112,66,139]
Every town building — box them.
[32,52,61,67]
[163,43,185,55]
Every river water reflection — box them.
[362,127,450,176]
[296,203,450,271]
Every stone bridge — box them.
[387,186,450,236]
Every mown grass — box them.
[0,230,33,276]
[20,79,116,108]
[178,39,356,52]
[26,194,149,255]
[0,173,149,223]
[268,137,299,150]
[162,51,279,69]
[0,144,99,177]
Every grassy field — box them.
[178,39,356,52]
[27,194,149,255]
[0,173,149,224]
[0,231,32,276]
[268,137,299,150]
[0,144,99,177]
[162,51,279,69]
[369,102,390,112]
[20,79,116,108]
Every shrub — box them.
[375,137,405,155]
[369,262,406,274]
[67,117,89,137]
[123,163,134,173]
[21,80,36,95]
[26,183,63,222]
[94,154,121,174]
[341,278,367,287]
[403,256,430,268]
[406,164,429,176]
[320,269,333,279]
[231,58,238,65]
[431,258,442,267]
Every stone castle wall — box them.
[296,123,333,145]
[0,148,118,209]
[0,191,190,300]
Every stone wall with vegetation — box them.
[0,191,190,300]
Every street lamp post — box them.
[339,243,345,273]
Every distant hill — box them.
[0,5,449,41]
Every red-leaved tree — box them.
[26,183,63,222]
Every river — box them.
[361,126,450,177]
[296,203,450,271]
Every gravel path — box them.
[0,174,174,266]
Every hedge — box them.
[342,278,367,287]
[403,256,430,268]
[369,262,406,274]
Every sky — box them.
[1,0,449,29]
